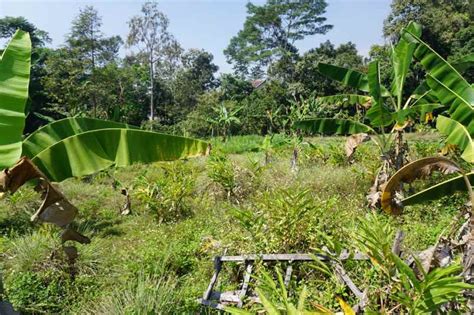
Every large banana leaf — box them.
[23,117,137,158]
[427,75,474,128]
[0,30,31,169]
[391,22,421,109]
[317,63,390,96]
[31,128,210,182]
[403,24,474,111]
[395,103,444,124]
[317,63,370,92]
[294,118,374,135]
[366,61,394,127]
[315,94,371,108]
[436,115,474,163]
[452,54,474,73]
[402,171,474,206]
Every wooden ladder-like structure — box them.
[198,252,368,310]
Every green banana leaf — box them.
[317,62,390,96]
[402,171,474,206]
[436,115,474,163]
[366,61,394,127]
[410,80,439,105]
[427,75,474,128]
[403,24,474,110]
[294,118,374,135]
[391,22,421,109]
[0,30,31,169]
[315,94,371,107]
[452,53,474,73]
[31,128,210,182]
[23,117,138,157]
[317,62,370,93]
[395,103,444,124]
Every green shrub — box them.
[231,188,342,252]
[133,161,196,223]
[207,154,237,199]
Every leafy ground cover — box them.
[0,133,468,314]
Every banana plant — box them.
[375,25,474,207]
[0,31,210,183]
[294,22,443,206]
[207,103,241,142]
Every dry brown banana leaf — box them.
[381,157,461,214]
[345,133,370,162]
[61,227,91,244]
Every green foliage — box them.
[133,162,197,223]
[383,0,472,57]
[231,188,340,252]
[30,128,209,182]
[355,214,473,313]
[224,0,332,77]
[0,135,471,313]
[0,30,31,169]
[227,269,316,314]
[207,154,237,198]
[207,102,241,141]
[293,41,364,99]
[403,23,474,163]
[87,265,180,314]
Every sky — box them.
[0,0,392,73]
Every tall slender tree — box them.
[127,1,181,122]
[43,6,122,119]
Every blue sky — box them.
[0,0,392,73]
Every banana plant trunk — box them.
[368,130,408,208]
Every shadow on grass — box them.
[77,217,126,238]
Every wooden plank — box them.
[202,257,222,300]
[284,264,293,287]
[221,253,316,262]
[209,290,241,303]
[237,262,253,308]
[391,230,405,256]
[334,263,364,300]
[220,252,368,262]
[197,298,226,311]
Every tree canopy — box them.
[224,0,332,77]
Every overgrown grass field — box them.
[0,134,468,314]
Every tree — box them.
[207,103,241,142]
[66,6,123,117]
[168,49,219,123]
[0,16,50,48]
[292,40,364,98]
[383,0,472,57]
[219,73,254,102]
[224,0,332,77]
[127,1,182,122]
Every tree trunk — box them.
[291,147,298,172]
[149,54,154,122]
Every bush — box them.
[133,161,197,223]
[231,188,342,252]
